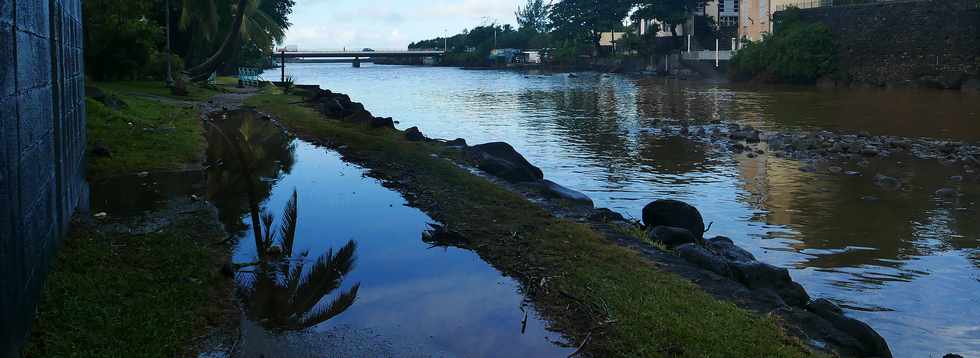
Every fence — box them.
[238,68,264,87]
[774,0,931,12]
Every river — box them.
[267,63,980,357]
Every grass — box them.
[26,207,230,357]
[85,86,206,179]
[245,88,815,357]
[26,80,233,357]
[96,81,224,102]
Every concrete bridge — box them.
[275,50,445,70]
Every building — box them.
[740,0,772,41]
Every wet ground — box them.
[269,63,980,357]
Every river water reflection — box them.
[274,63,980,357]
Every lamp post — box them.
[165,0,174,87]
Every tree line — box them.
[84,0,295,81]
[408,0,710,63]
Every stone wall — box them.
[783,0,980,89]
[0,0,87,356]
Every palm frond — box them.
[278,190,299,257]
[299,283,361,329]
[291,241,358,314]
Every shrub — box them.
[730,8,838,84]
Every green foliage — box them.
[84,0,162,81]
[516,0,551,34]
[549,0,633,47]
[730,12,838,84]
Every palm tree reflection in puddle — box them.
[208,116,360,331]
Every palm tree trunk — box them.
[186,0,249,81]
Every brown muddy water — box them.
[267,63,980,357]
[92,112,573,356]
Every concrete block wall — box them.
[0,0,86,356]
[785,0,980,87]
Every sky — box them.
[282,0,525,50]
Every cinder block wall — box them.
[784,0,980,87]
[1,0,86,356]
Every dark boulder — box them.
[675,243,733,278]
[533,180,593,207]
[808,299,893,358]
[91,143,112,158]
[731,262,810,307]
[405,126,426,141]
[589,208,626,223]
[705,237,755,263]
[344,110,375,124]
[445,138,468,148]
[648,226,697,248]
[641,200,705,237]
[370,117,395,129]
[465,142,543,183]
[873,174,902,191]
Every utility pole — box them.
[165,0,174,87]
[444,29,448,52]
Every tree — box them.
[516,0,551,34]
[549,0,633,55]
[632,0,708,48]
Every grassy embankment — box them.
[27,81,234,357]
[246,88,815,357]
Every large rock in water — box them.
[808,299,893,358]
[531,180,593,207]
[642,200,705,237]
[465,142,543,183]
[648,226,697,248]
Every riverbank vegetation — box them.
[409,0,716,67]
[245,87,815,357]
[84,0,294,82]
[84,87,205,180]
[729,8,839,84]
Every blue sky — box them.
[283,0,524,50]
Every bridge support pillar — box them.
[353,57,361,68]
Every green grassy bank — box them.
[27,81,233,357]
[245,88,814,357]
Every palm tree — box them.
[239,191,361,330]
[181,0,293,81]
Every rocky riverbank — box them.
[254,84,906,357]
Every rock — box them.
[405,126,426,141]
[93,212,108,219]
[873,174,902,191]
[731,262,810,307]
[705,237,756,262]
[861,146,880,157]
[445,138,468,148]
[845,171,862,176]
[534,180,594,207]
[950,175,964,182]
[962,78,980,93]
[944,354,965,358]
[641,200,705,237]
[828,166,843,174]
[137,171,150,178]
[648,226,698,248]
[91,143,112,158]
[465,142,543,183]
[807,299,893,358]
[675,243,733,277]
[936,188,959,198]
[344,110,375,123]
[589,208,626,223]
[370,117,395,129]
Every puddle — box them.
[206,111,570,356]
